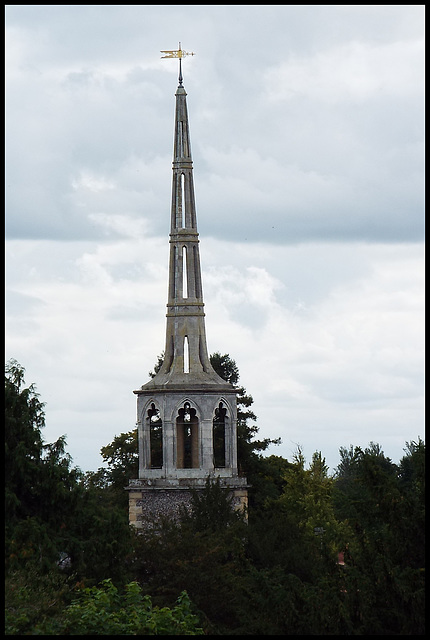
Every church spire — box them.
[128,63,248,523]
[141,53,228,389]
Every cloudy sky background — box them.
[6,5,424,474]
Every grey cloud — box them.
[6,6,424,245]
[5,6,424,473]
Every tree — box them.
[5,360,84,571]
[277,448,348,564]
[97,429,139,505]
[63,581,203,635]
[5,359,137,587]
[396,438,425,569]
[7,578,203,636]
[5,359,46,525]
[5,564,72,635]
[332,441,425,635]
[179,477,245,534]
[134,482,250,635]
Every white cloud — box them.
[264,39,424,104]
[5,5,424,473]
[5,232,424,475]
[72,172,116,193]
[203,240,424,470]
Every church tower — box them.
[128,47,248,527]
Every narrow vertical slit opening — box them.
[178,122,183,157]
[182,246,188,298]
[193,246,200,298]
[184,336,189,373]
[180,173,185,228]
[170,247,177,299]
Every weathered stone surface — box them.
[128,482,248,529]
[128,75,248,527]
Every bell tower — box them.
[127,46,248,527]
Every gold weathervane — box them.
[160,43,195,59]
[161,42,195,85]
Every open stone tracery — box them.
[127,49,248,526]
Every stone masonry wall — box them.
[129,487,248,530]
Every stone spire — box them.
[140,74,229,390]
[128,62,248,528]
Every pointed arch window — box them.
[183,336,190,373]
[213,402,227,468]
[147,403,163,469]
[176,402,199,469]
[182,246,188,298]
[180,172,185,228]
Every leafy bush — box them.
[48,579,203,635]
[24,579,202,636]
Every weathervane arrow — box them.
[161,42,195,85]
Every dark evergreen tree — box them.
[5,360,136,584]
[5,360,82,571]
[333,441,425,635]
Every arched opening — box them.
[183,336,190,373]
[176,402,199,469]
[213,402,227,468]
[180,172,185,228]
[182,246,188,298]
[147,403,163,469]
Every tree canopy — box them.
[5,358,425,635]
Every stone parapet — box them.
[127,476,248,489]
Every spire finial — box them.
[161,42,195,85]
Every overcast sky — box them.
[5,5,424,474]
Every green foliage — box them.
[63,480,136,585]
[279,448,345,544]
[5,566,72,635]
[180,477,245,533]
[6,574,203,635]
[100,429,138,477]
[135,507,249,634]
[209,351,240,385]
[98,428,138,507]
[5,360,136,586]
[5,359,45,525]
[332,441,425,634]
[5,358,425,635]
[246,443,425,635]
[41,579,203,635]
[5,360,84,572]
